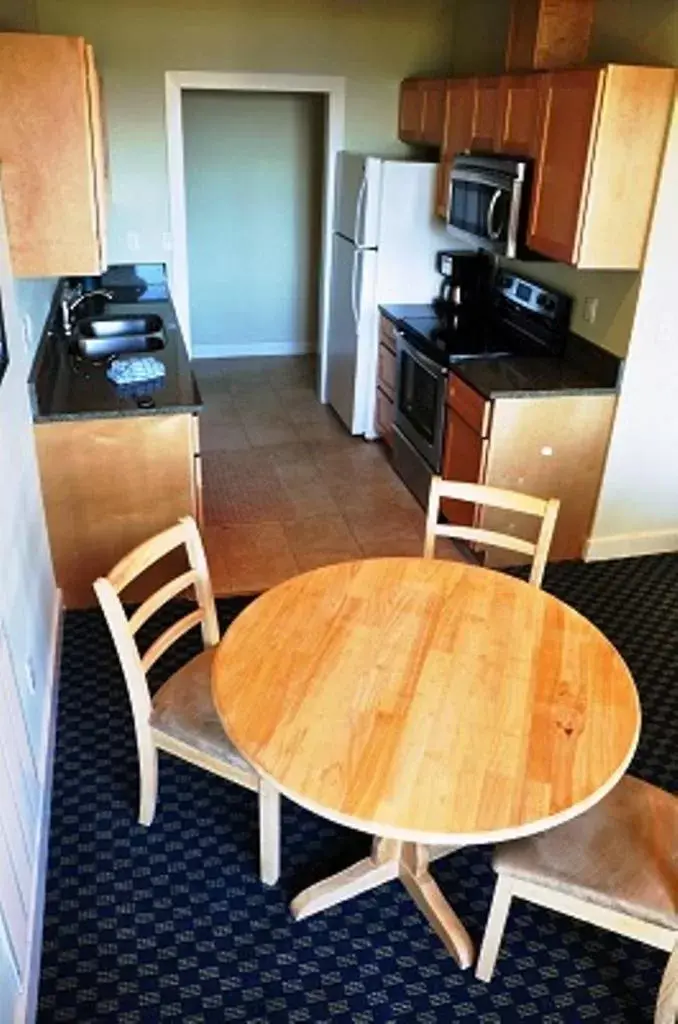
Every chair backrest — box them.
[93,517,220,745]
[424,477,560,588]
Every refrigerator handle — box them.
[354,172,368,249]
[350,248,360,328]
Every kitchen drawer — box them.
[376,386,395,448]
[377,342,397,398]
[447,373,491,436]
[379,316,398,353]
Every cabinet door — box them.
[440,408,487,526]
[421,80,446,146]
[376,388,395,448]
[85,44,107,270]
[399,80,424,142]
[470,78,502,152]
[496,74,542,157]
[442,78,476,158]
[528,68,603,264]
[0,33,104,276]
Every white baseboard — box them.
[15,592,63,1024]
[193,340,314,359]
[585,529,678,562]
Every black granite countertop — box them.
[29,264,201,422]
[379,303,621,399]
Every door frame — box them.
[165,71,346,401]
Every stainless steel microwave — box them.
[446,154,529,258]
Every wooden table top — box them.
[212,558,641,845]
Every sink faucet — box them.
[60,284,113,337]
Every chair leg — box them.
[476,874,514,982]
[258,779,281,886]
[138,744,158,827]
[656,940,678,1024]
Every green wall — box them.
[449,0,677,357]
[35,0,457,264]
[183,90,324,356]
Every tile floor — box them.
[193,355,462,595]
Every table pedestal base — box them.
[290,838,474,969]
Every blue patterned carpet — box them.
[38,554,678,1022]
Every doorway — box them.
[182,90,325,360]
[165,71,346,401]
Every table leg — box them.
[291,837,402,921]
[399,843,474,969]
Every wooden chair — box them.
[423,477,561,587]
[93,516,280,885]
[476,775,678,1024]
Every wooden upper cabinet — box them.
[421,79,446,146]
[399,78,447,146]
[470,78,502,152]
[0,33,106,277]
[529,65,675,268]
[495,74,542,157]
[399,79,424,142]
[506,0,595,71]
[442,78,476,157]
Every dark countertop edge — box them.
[29,271,203,422]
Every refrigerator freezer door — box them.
[326,234,378,434]
[374,161,452,302]
[334,153,382,247]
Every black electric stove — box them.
[391,271,573,508]
[398,270,572,367]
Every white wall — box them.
[34,0,457,265]
[587,96,678,559]
[0,178,60,1022]
[183,90,324,358]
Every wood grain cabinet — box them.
[505,0,595,72]
[0,33,107,277]
[529,65,675,268]
[470,78,502,152]
[495,73,542,157]
[35,413,201,608]
[375,316,398,447]
[399,78,447,146]
[442,373,617,567]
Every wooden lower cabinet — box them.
[441,373,616,568]
[35,413,201,608]
[376,387,395,448]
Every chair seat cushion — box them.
[494,775,678,930]
[150,647,254,778]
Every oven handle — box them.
[398,332,448,379]
[487,188,503,240]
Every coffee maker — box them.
[432,250,491,332]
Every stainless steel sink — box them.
[77,314,164,338]
[73,313,166,360]
[75,334,165,360]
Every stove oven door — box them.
[395,333,447,471]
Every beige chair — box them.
[93,516,280,886]
[476,776,678,1024]
[424,477,560,587]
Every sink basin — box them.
[77,314,164,338]
[75,334,165,360]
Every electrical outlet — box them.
[21,313,33,354]
[583,297,599,325]
[127,230,140,252]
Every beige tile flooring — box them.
[194,355,462,595]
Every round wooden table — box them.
[212,558,640,967]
